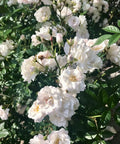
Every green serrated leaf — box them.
[117,20,120,27]
[103,26,120,33]
[93,34,111,46]
[108,34,120,46]
[0,129,9,139]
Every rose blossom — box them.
[49,92,80,127]
[48,128,70,144]
[28,86,62,122]
[58,67,86,94]
[21,56,44,83]
[29,134,49,144]
[36,51,56,70]
[0,40,14,60]
[107,44,120,66]
[0,106,9,120]
[34,7,51,23]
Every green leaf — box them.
[0,129,9,139]
[117,20,120,27]
[92,34,112,46]
[87,120,96,128]
[108,34,120,46]
[0,6,9,14]
[104,111,111,122]
[5,29,12,35]
[0,123,5,131]
[85,132,97,140]
[103,26,120,33]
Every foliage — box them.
[0,0,120,144]
[93,20,120,47]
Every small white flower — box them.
[58,67,86,94]
[37,86,62,114]
[36,25,51,41]
[34,7,51,23]
[28,100,46,123]
[58,7,72,18]
[49,92,79,127]
[0,106,9,120]
[28,86,62,122]
[36,51,56,70]
[31,35,41,46]
[0,40,14,60]
[29,134,49,144]
[20,34,25,41]
[48,128,70,144]
[67,16,80,31]
[69,38,103,72]
[86,39,107,53]
[56,33,63,43]
[67,0,81,12]
[21,56,44,83]
[107,44,120,66]
[56,55,67,69]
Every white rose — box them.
[36,25,51,41]
[37,86,62,115]
[57,7,72,18]
[58,67,86,94]
[67,16,80,31]
[34,7,51,23]
[86,39,107,53]
[0,106,9,120]
[107,44,120,66]
[28,100,46,123]
[76,26,89,39]
[56,55,67,69]
[28,86,63,122]
[67,37,103,72]
[0,40,14,60]
[29,134,49,144]
[66,0,81,12]
[49,92,79,127]
[48,128,70,144]
[36,51,56,70]
[21,56,44,83]
[31,35,41,46]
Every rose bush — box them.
[0,0,120,144]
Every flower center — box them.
[69,75,77,82]
[54,137,60,144]
[33,104,39,112]
[38,55,45,60]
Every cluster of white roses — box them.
[19,0,113,131]
[0,40,14,60]
[7,0,109,24]
[29,128,70,144]
[0,105,9,120]
[28,86,79,127]
[1,0,119,143]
